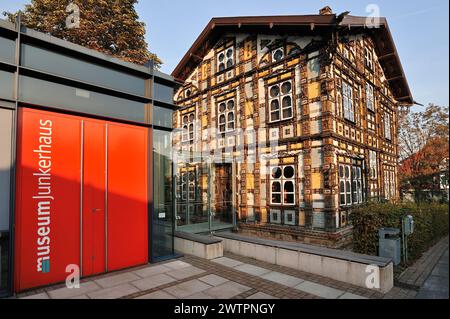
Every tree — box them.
[398,104,449,194]
[3,0,161,68]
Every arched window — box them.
[217,98,236,133]
[268,80,293,122]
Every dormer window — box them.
[272,47,285,63]
[217,47,234,72]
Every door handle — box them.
[92,208,103,213]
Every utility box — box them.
[379,228,401,265]
[403,215,414,236]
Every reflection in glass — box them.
[0,70,14,100]
[21,44,146,96]
[153,105,173,128]
[0,37,15,64]
[19,76,146,124]
[152,130,174,260]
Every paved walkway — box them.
[398,236,449,289]
[16,237,449,300]
[17,253,384,300]
[416,245,449,299]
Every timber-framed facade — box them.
[172,8,413,247]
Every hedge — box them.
[350,201,449,265]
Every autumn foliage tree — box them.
[398,104,449,195]
[3,0,161,67]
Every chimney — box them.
[319,6,333,15]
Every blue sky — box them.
[1,0,448,108]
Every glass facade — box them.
[19,75,147,124]
[175,161,235,234]
[21,44,146,96]
[0,70,14,100]
[0,37,15,64]
[154,82,174,104]
[153,105,173,128]
[0,108,13,295]
[152,129,174,260]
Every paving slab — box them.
[185,291,215,299]
[212,257,244,268]
[135,291,176,299]
[338,292,368,299]
[133,265,172,278]
[198,274,229,287]
[131,273,176,291]
[203,281,251,299]
[95,272,141,289]
[163,260,192,270]
[261,271,304,287]
[246,292,279,299]
[166,266,206,280]
[21,292,50,299]
[295,281,344,299]
[234,263,272,276]
[87,283,139,299]
[164,279,212,298]
[48,281,101,299]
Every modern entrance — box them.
[175,161,235,234]
[14,108,148,292]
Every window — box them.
[180,172,196,201]
[384,113,392,140]
[284,210,296,226]
[270,165,295,205]
[369,151,378,179]
[270,209,281,224]
[364,48,373,70]
[383,167,396,200]
[181,112,195,143]
[217,47,234,72]
[339,164,363,206]
[269,80,293,122]
[342,82,355,122]
[217,99,235,133]
[366,83,375,112]
[272,47,285,63]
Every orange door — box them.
[82,121,106,277]
[107,123,148,271]
[15,108,82,292]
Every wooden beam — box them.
[378,52,395,61]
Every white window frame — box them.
[342,82,355,122]
[181,112,195,143]
[217,98,235,133]
[369,150,378,179]
[268,80,294,123]
[365,48,373,70]
[366,83,375,112]
[384,113,392,140]
[339,164,352,207]
[340,164,364,206]
[217,46,234,72]
[270,165,296,206]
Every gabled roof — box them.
[172,13,414,105]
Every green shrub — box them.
[351,201,449,265]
